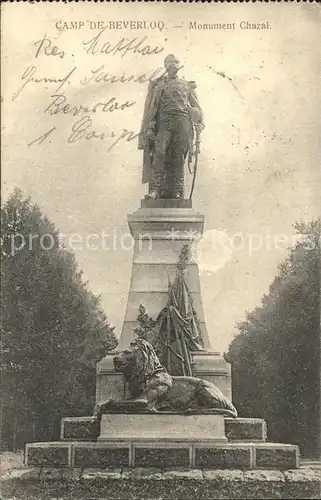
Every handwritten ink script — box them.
[11,30,165,152]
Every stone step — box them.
[3,467,320,500]
[225,418,267,442]
[61,416,99,441]
[25,441,300,470]
[60,416,267,443]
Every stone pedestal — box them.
[96,200,233,405]
[95,355,124,405]
[119,201,210,350]
[27,414,300,470]
[192,351,233,402]
[99,414,227,442]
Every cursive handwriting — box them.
[12,65,76,102]
[28,126,56,147]
[107,128,139,152]
[28,117,139,151]
[34,34,65,59]
[82,29,164,58]
[80,65,165,86]
[45,93,135,117]
[16,30,153,152]
[67,115,139,149]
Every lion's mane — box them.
[127,338,167,397]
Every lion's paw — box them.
[147,406,159,414]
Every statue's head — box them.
[113,338,165,383]
[113,347,136,374]
[164,54,180,77]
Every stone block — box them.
[225,418,267,442]
[255,443,300,469]
[194,444,253,469]
[120,468,135,479]
[202,469,244,482]
[99,413,226,441]
[81,468,122,481]
[96,355,124,404]
[0,468,40,482]
[284,468,321,499]
[243,470,285,482]
[127,207,204,241]
[163,469,203,480]
[25,442,71,467]
[73,443,130,468]
[134,447,190,468]
[39,468,81,482]
[130,467,165,480]
[61,416,99,440]
[283,468,321,482]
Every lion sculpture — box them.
[95,338,237,418]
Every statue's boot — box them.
[172,169,184,199]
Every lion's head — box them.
[113,338,166,397]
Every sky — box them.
[2,2,320,353]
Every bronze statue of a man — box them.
[138,55,204,200]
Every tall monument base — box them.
[24,200,302,474]
[120,200,211,350]
[96,200,232,407]
[26,414,300,470]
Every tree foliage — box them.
[134,304,157,340]
[226,219,321,457]
[134,304,165,362]
[1,189,117,449]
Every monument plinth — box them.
[96,200,233,407]
[99,414,227,442]
[121,203,209,349]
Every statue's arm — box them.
[138,81,160,149]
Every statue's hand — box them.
[145,128,156,141]
[195,123,205,134]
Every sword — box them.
[189,127,201,200]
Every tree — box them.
[226,219,321,457]
[1,189,117,449]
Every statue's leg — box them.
[172,156,185,199]
[139,381,168,412]
[149,126,171,198]
[163,144,175,198]
[171,117,191,199]
[197,383,238,417]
